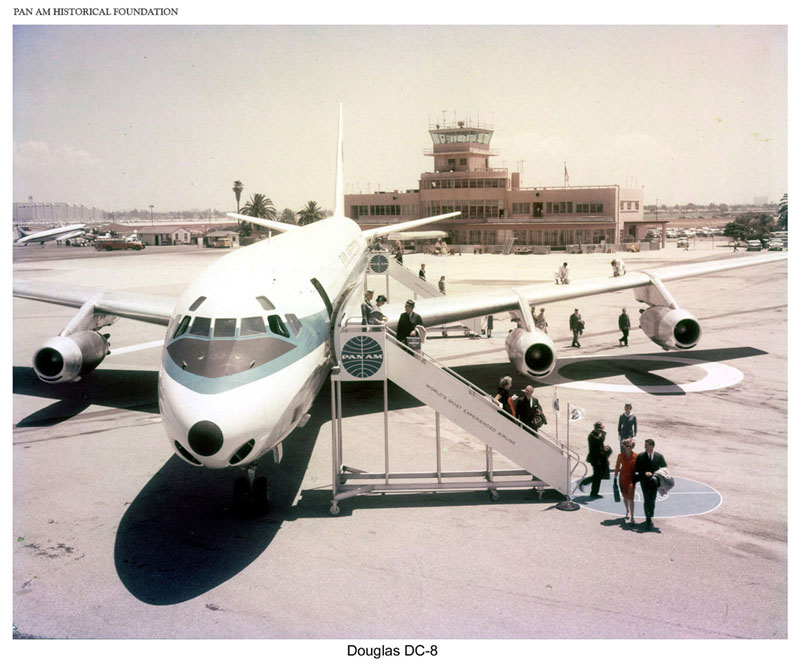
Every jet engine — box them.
[638,306,701,351]
[505,327,557,377]
[32,331,110,383]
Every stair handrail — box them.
[339,318,587,467]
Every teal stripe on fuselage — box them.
[163,310,330,394]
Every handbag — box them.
[613,477,621,502]
[406,336,421,350]
[532,412,544,429]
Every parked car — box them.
[745,239,763,252]
[768,239,784,251]
[676,237,689,248]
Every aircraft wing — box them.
[226,213,298,234]
[362,212,461,240]
[382,252,787,329]
[13,279,175,326]
[55,230,85,242]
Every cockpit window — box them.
[189,296,207,311]
[173,315,190,339]
[189,316,212,337]
[241,316,267,336]
[285,313,302,336]
[268,315,290,338]
[256,295,275,310]
[214,318,237,338]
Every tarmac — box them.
[10,240,789,655]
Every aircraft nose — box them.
[188,420,224,456]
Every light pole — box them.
[149,204,154,226]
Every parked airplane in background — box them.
[14,222,86,245]
[13,106,787,512]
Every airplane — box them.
[13,105,787,512]
[14,222,86,246]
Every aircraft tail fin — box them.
[362,211,461,240]
[333,102,345,219]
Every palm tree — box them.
[232,180,244,213]
[298,200,324,226]
[777,193,788,230]
[240,193,277,220]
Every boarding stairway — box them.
[366,252,481,335]
[330,319,586,513]
[384,335,576,495]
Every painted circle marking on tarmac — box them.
[570,476,722,519]
[549,354,743,394]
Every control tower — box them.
[424,120,499,173]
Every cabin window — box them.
[188,296,206,311]
[240,316,267,336]
[267,315,291,338]
[189,316,212,337]
[172,315,190,339]
[256,295,275,310]
[214,318,237,338]
[285,313,302,336]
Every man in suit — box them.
[618,307,631,346]
[360,290,374,326]
[569,308,584,347]
[396,299,423,349]
[515,385,546,433]
[634,438,667,529]
[579,422,610,497]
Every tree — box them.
[279,208,297,225]
[237,193,276,237]
[232,180,244,213]
[724,212,775,241]
[240,193,277,220]
[777,193,788,230]
[298,200,324,226]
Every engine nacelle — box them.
[505,327,557,378]
[639,306,701,351]
[32,331,110,383]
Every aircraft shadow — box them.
[13,366,159,427]
[112,379,428,605]
[453,346,767,397]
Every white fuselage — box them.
[15,223,85,245]
[158,216,367,469]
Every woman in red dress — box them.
[614,439,637,523]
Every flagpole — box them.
[557,399,580,511]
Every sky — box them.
[10,10,790,214]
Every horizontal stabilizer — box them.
[227,213,298,234]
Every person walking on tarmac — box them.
[634,438,668,530]
[535,307,548,333]
[555,262,570,285]
[579,422,612,497]
[569,308,584,347]
[618,307,631,346]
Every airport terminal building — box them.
[345,120,654,251]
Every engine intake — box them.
[32,331,110,383]
[505,327,557,377]
[639,306,701,351]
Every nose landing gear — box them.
[233,464,270,517]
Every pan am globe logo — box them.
[370,254,389,273]
[341,336,384,378]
